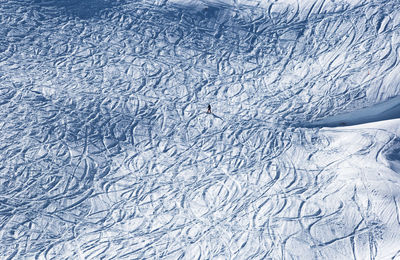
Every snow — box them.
[309,95,400,127]
[1,0,400,259]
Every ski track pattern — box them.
[1,0,400,259]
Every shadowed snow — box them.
[308,95,400,127]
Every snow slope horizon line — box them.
[305,95,400,127]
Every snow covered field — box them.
[1,0,400,259]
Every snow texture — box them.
[1,0,400,259]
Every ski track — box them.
[1,0,400,259]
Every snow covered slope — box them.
[1,0,400,259]
[309,95,400,127]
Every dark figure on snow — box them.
[207,104,211,114]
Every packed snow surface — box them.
[1,0,400,259]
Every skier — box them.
[207,104,211,114]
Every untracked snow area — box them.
[1,0,400,259]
